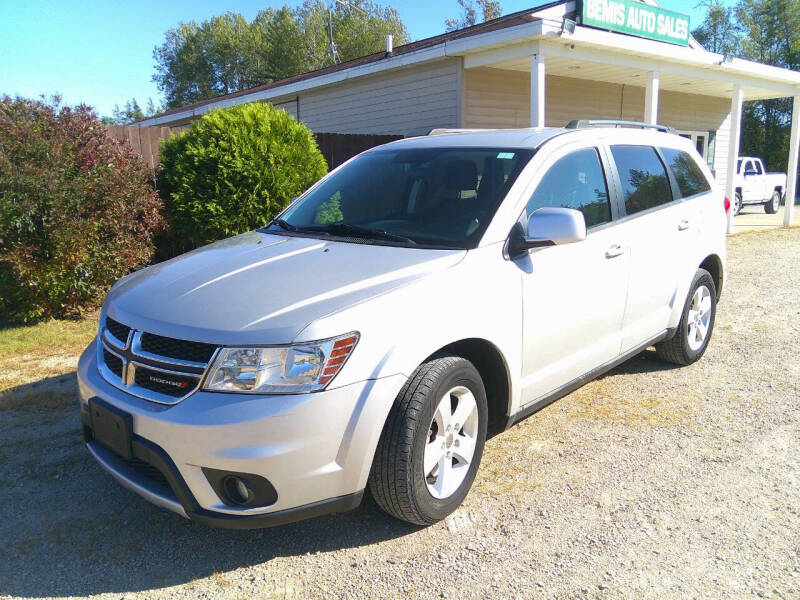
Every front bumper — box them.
[77,340,406,528]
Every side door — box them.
[742,159,760,202]
[605,144,687,353]
[516,144,629,405]
[753,159,768,200]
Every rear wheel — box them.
[764,190,781,214]
[369,355,487,525]
[656,269,717,366]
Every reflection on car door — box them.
[517,145,629,405]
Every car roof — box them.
[379,128,569,151]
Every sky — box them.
[0,1,720,118]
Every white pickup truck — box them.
[732,157,786,215]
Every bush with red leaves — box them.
[0,97,165,323]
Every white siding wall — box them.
[296,59,460,135]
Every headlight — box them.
[203,333,359,394]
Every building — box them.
[139,0,800,229]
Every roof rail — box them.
[565,119,675,133]
[426,128,492,136]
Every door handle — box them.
[605,244,625,259]
[678,219,691,231]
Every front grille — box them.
[99,318,218,405]
[102,348,123,377]
[134,366,200,398]
[105,317,131,345]
[140,332,217,364]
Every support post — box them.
[644,71,659,125]
[530,53,545,128]
[783,95,799,226]
[725,84,744,234]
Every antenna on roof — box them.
[323,1,366,65]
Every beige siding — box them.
[463,67,731,181]
[712,110,732,186]
[272,97,299,119]
[298,59,460,135]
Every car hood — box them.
[105,232,465,345]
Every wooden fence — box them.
[105,125,402,172]
[104,125,172,172]
[313,132,403,169]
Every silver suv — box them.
[78,123,727,527]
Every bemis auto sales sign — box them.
[580,0,690,46]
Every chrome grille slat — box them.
[97,318,219,405]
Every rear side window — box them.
[660,147,712,198]
[610,145,673,216]
[525,148,611,228]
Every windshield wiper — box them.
[270,218,300,232]
[304,223,416,245]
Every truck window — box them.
[524,148,611,228]
[610,145,673,215]
[659,147,712,198]
[754,160,763,175]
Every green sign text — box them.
[580,0,690,46]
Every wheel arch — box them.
[699,254,724,300]
[428,337,512,436]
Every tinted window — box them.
[525,148,611,228]
[610,145,673,215]
[660,147,712,198]
[274,147,533,249]
[754,160,763,174]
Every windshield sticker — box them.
[497,152,515,159]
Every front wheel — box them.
[369,355,487,525]
[656,269,717,366]
[764,190,781,214]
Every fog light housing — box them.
[202,467,278,508]
[223,476,254,506]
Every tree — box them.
[734,0,800,171]
[691,1,739,57]
[693,0,800,175]
[153,2,409,110]
[445,0,502,32]
[107,98,161,124]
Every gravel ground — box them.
[1,227,798,600]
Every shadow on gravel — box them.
[0,374,419,598]
[602,348,682,378]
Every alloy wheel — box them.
[424,386,479,499]
[687,285,712,351]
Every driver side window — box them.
[524,148,611,228]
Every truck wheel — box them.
[764,190,781,214]
[733,192,743,216]
[369,355,487,525]
[656,269,717,366]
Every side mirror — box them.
[509,207,587,256]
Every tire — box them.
[764,190,781,214]
[733,192,743,216]
[656,269,717,366]
[369,355,488,526]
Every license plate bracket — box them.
[88,397,133,460]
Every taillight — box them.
[724,196,731,214]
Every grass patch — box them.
[0,312,98,360]
[0,312,98,410]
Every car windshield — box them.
[264,147,534,249]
